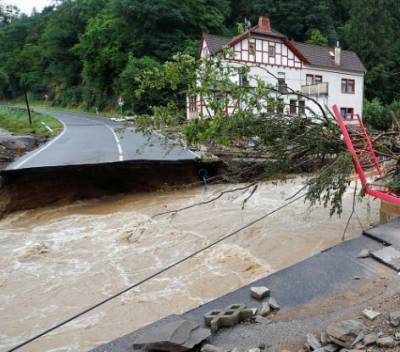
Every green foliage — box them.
[306,29,329,46]
[0,109,63,137]
[363,98,391,130]
[119,56,161,114]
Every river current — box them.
[0,178,379,352]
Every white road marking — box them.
[11,119,67,170]
[106,125,124,161]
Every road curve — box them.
[6,108,199,170]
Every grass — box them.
[0,108,63,138]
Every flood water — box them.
[0,177,379,352]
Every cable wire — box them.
[7,193,306,352]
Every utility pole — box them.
[23,88,32,128]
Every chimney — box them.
[334,41,341,66]
[258,16,271,32]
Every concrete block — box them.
[204,304,253,332]
[250,286,270,300]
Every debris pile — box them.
[133,286,280,352]
[304,309,400,352]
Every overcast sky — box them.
[4,0,53,14]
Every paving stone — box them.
[250,287,270,300]
[351,333,364,347]
[357,249,370,258]
[253,315,272,324]
[370,246,400,271]
[390,311,400,327]
[247,349,260,352]
[258,302,271,317]
[204,304,253,332]
[362,309,381,320]
[363,333,377,346]
[326,320,367,348]
[201,344,225,352]
[268,297,280,311]
[314,344,340,352]
[133,317,210,352]
[305,334,322,351]
[377,336,395,348]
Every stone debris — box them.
[204,304,253,332]
[250,286,270,300]
[320,332,328,346]
[357,249,370,258]
[362,309,381,320]
[394,332,400,340]
[247,349,260,352]
[390,311,400,327]
[201,344,225,352]
[325,320,366,348]
[133,317,210,352]
[350,332,364,347]
[305,333,322,351]
[258,301,271,317]
[267,297,280,311]
[363,333,377,346]
[376,336,395,348]
[253,315,272,324]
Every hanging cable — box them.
[7,193,306,352]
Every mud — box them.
[0,178,380,352]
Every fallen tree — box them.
[132,51,400,215]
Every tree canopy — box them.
[0,0,399,113]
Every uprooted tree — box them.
[132,50,400,215]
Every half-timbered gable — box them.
[188,16,366,120]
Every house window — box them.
[298,100,305,115]
[278,72,286,84]
[249,38,256,55]
[268,44,275,57]
[342,79,355,94]
[289,100,297,115]
[306,74,323,85]
[189,96,197,112]
[340,107,354,119]
[239,72,249,87]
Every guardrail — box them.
[0,104,29,113]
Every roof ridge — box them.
[291,40,359,55]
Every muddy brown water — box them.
[0,178,379,352]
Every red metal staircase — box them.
[332,104,400,205]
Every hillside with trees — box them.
[0,0,399,126]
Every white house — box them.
[187,16,366,120]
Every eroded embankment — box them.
[0,160,223,218]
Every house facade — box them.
[187,16,366,120]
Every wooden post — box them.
[24,89,32,128]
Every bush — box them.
[363,98,391,130]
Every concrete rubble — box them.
[362,309,381,320]
[302,310,400,352]
[250,287,270,300]
[357,249,370,259]
[133,317,210,352]
[370,246,400,271]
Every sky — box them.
[4,0,53,14]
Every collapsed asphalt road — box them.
[6,108,198,170]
